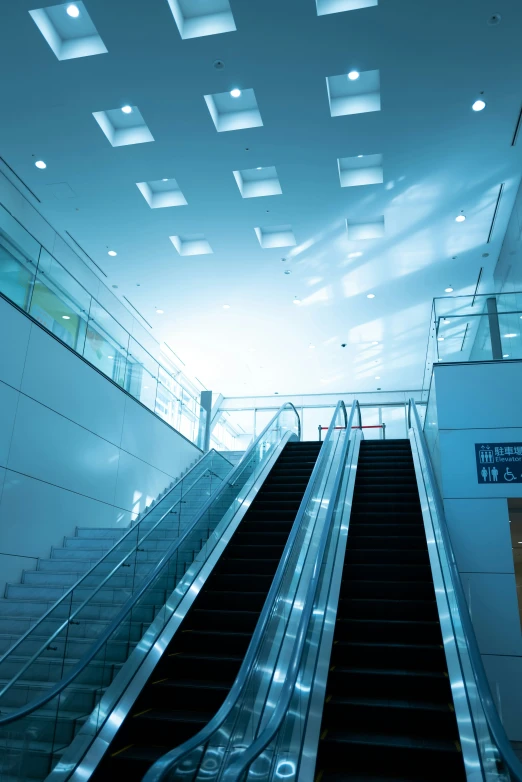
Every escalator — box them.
[315,439,466,781]
[91,440,322,781]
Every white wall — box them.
[0,295,201,595]
[432,360,522,739]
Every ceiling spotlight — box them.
[34,160,46,169]
[293,297,301,305]
[121,105,132,114]
[348,71,360,80]
[162,178,168,182]
[357,155,364,158]
[472,99,486,112]
[455,214,466,222]
[230,89,241,98]
[445,286,454,293]
[108,355,114,360]
[256,167,262,170]
[348,251,363,259]
[156,309,164,314]
[367,293,375,299]
[223,304,231,309]
[108,250,117,257]
[62,315,71,320]
[438,337,445,342]
[372,341,379,345]
[503,354,510,358]
[504,333,517,338]
[66,4,80,17]
[375,376,380,380]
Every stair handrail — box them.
[408,399,522,782]
[0,448,230,671]
[218,400,360,782]
[143,399,357,782]
[0,402,301,726]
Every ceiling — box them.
[1,0,522,397]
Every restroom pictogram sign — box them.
[475,443,522,484]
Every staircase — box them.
[315,439,466,781]
[0,452,233,782]
[88,440,322,781]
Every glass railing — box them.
[408,400,522,782]
[422,290,522,395]
[142,400,358,782]
[0,184,206,447]
[35,402,300,782]
[0,449,233,781]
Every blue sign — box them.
[475,443,522,484]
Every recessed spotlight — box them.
[375,376,380,380]
[62,315,71,320]
[445,286,454,293]
[367,293,375,299]
[472,100,486,112]
[293,297,301,305]
[223,304,231,309]
[230,89,241,98]
[256,167,262,170]
[503,354,510,358]
[438,337,444,342]
[357,155,364,158]
[121,105,132,114]
[348,71,360,81]
[372,341,379,345]
[348,252,363,259]
[108,250,117,257]
[455,214,466,222]
[504,333,517,338]
[108,355,114,360]
[34,160,46,169]
[162,178,168,182]
[156,309,164,314]
[66,3,79,17]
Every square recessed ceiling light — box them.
[170,234,213,256]
[29,2,107,61]
[233,167,282,198]
[136,178,187,208]
[326,70,381,117]
[316,0,378,15]
[338,154,383,187]
[167,0,236,39]
[92,106,154,147]
[346,216,385,240]
[255,225,296,249]
[204,89,263,132]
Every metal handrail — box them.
[220,400,361,781]
[408,399,522,782]
[143,399,354,782]
[0,449,227,675]
[0,402,301,727]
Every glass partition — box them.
[0,206,205,447]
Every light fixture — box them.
[62,315,71,320]
[108,250,117,257]
[504,333,517,338]
[284,270,291,275]
[230,89,241,98]
[162,178,168,182]
[472,99,486,112]
[257,167,262,170]
[66,4,80,17]
[156,309,164,314]
[357,155,364,158]
[348,252,363,259]
[372,341,379,345]
[348,71,360,81]
[121,105,132,114]
[445,286,454,293]
[438,337,444,342]
[223,304,230,309]
[455,214,466,222]
[293,297,301,305]
[34,160,46,169]
[367,293,375,299]
[108,355,114,360]
[503,354,510,358]
[375,376,380,379]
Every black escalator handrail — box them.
[143,399,353,782]
[220,400,360,782]
[408,399,522,782]
[0,402,300,727]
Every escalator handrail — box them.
[143,399,356,782]
[0,402,301,727]
[0,448,229,672]
[408,399,522,782]
[220,400,360,781]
